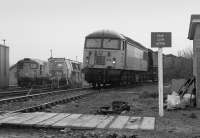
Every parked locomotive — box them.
[48,57,82,88]
[16,57,83,88]
[83,30,158,87]
[17,58,50,87]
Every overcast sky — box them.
[0,0,199,65]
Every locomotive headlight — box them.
[112,58,116,64]
[86,57,89,63]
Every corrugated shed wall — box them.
[0,45,9,88]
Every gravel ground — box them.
[0,84,200,137]
[0,127,199,138]
[44,85,161,116]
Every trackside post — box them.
[151,32,172,117]
[158,48,163,116]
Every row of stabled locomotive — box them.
[83,30,158,87]
[16,58,82,88]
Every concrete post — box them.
[158,48,164,116]
[188,15,200,107]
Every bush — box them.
[163,48,193,82]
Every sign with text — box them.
[151,32,171,48]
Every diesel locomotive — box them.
[83,30,157,87]
[16,58,49,87]
[16,58,82,88]
[48,57,82,88]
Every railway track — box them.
[0,83,156,116]
[0,87,92,104]
[0,87,94,114]
[0,88,49,98]
[0,86,72,99]
[10,91,94,113]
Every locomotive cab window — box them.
[31,63,37,69]
[40,65,42,75]
[56,63,63,67]
[103,39,120,50]
[122,41,126,50]
[77,64,81,70]
[72,63,77,70]
[85,39,101,49]
[17,63,23,69]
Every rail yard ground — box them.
[0,84,200,138]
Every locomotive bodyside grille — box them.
[95,56,105,65]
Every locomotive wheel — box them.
[97,83,101,88]
[92,83,96,88]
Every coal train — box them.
[83,30,158,87]
[16,58,82,88]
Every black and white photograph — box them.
[0,0,200,137]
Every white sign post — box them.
[151,32,171,117]
[158,47,164,116]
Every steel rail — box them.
[0,87,92,104]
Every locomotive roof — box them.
[48,57,82,64]
[86,30,148,50]
[17,58,47,65]
[86,30,125,39]
[122,35,148,50]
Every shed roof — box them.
[0,44,9,48]
[188,15,200,40]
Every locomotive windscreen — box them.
[103,39,120,49]
[85,39,101,48]
[85,38,120,49]
[54,62,64,68]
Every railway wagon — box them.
[48,57,82,88]
[17,58,50,87]
[0,44,9,88]
[83,30,157,87]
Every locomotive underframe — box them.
[18,77,50,88]
[84,68,154,87]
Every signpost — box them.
[151,32,172,117]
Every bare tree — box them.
[177,48,193,59]
[163,48,193,82]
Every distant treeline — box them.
[163,48,193,82]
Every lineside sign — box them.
[151,32,171,47]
